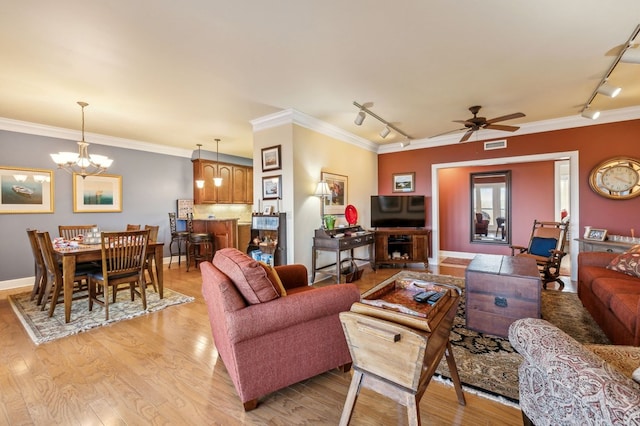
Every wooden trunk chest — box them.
[465,254,541,338]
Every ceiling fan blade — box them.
[485,112,525,124]
[484,124,520,132]
[429,127,467,138]
[459,129,475,142]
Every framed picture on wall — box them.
[392,172,415,192]
[261,145,281,172]
[0,166,54,214]
[262,175,281,200]
[585,228,608,242]
[73,173,122,213]
[321,171,348,215]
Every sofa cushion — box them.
[259,261,287,296]
[609,293,640,336]
[607,245,640,278]
[592,277,640,308]
[212,248,279,304]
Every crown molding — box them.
[251,108,378,152]
[0,116,193,158]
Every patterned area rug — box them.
[9,288,194,345]
[366,271,609,406]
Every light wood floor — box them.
[0,261,529,425]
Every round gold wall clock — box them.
[589,157,640,200]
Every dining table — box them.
[53,241,164,323]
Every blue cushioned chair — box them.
[510,219,569,289]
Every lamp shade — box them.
[314,181,331,197]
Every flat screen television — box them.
[370,195,426,228]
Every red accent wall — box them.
[378,119,640,254]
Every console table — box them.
[575,238,635,254]
[312,226,375,283]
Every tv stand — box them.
[374,228,431,268]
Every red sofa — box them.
[201,248,361,410]
[577,251,640,346]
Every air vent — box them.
[484,139,507,150]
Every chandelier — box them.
[50,101,113,178]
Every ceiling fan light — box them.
[354,110,366,126]
[621,47,640,64]
[581,109,600,120]
[597,83,621,98]
[379,125,391,138]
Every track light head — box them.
[621,47,640,64]
[581,109,600,120]
[354,110,366,126]
[597,82,621,98]
[379,125,391,138]
[399,140,411,148]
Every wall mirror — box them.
[470,170,511,244]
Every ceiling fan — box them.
[432,105,525,142]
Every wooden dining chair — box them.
[88,230,150,320]
[36,231,98,316]
[59,225,97,240]
[126,224,141,231]
[143,225,160,292]
[26,228,46,303]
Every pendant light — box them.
[195,144,204,188]
[213,138,222,187]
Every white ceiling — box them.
[1,1,640,158]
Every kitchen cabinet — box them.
[193,159,253,204]
[191,219,238,252]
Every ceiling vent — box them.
[484,139,507,150]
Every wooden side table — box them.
[339,288,465,425]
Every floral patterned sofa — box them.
[509,318,640,425]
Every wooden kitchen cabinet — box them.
[193,159,253,204]
[191,219,238,252]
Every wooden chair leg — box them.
[339,370,364,426]
[338,362,352,373]
[242,399,258,411]
[444,342,466,406]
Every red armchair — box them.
[201,248,360,410]
[474,212,489,236]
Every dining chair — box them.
[36,231,99,316]
[59,225,97,240]
[168,212,189,268]
[126,224,141,231]
[143,225,160,292]
[88,230,150,320]
[26,228,46,303]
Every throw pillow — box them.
[529,237,557,257]
[607,244,640,278]
[212,248,279,304]
[259,261,287,297]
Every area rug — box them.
[9,288,194,345]
[363,271,609,407]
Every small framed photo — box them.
[261,145,281,172]
[586,228,608,241]
[263,205,273,215]
[0,166,54,214]
[73,173,122,213]
[262,175,281,200]
[321,171,348,215]
[392,172,415,193]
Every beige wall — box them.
[253,122,377,279]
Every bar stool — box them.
[168,212,189,268]
[186,213,214,272]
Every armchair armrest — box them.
[225,284,360,344]
[578,251,618,269]
[510,245,527,255]
[275,264,309,290]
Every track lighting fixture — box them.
[195,144,204,188]
[580,24,640,120]
[399,140,411,148]
[596,82,621,98]
[352,101,412,140]
[581,109,600,120]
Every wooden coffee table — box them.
[465,254,541,338]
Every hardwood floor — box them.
[0,261,525,425]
